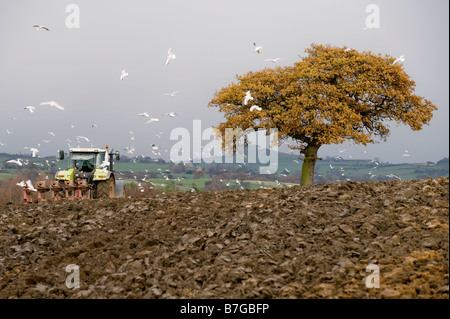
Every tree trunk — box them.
[300,144,321,186]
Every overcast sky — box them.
[0,0,448,164]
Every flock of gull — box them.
[0,23,413,188]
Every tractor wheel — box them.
[96,177,115,199]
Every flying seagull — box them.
[25,147,39,158]
[244,90,254,105]
[24,106,36,113]
[166,48,176,65]
[392,55,406,65]
[75,136,90,143]
[137,112,150,118]
[17,181,27,187]
[264,58,281,63]
[33,25,49,31]
[164,112,177,117]
[120,69,128,81]
[40,101,65,110]
[145,118,160,124]
[164,91,180,97]
[253,43,262,54]
[7,159,23,166]
[250,105,262,112]
[26,180,37,192]
[386,174,401,180]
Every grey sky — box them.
[0,0,448,164]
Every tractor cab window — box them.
[96,152,107,168]
[71,153,97,172]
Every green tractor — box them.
[49,145,125,199]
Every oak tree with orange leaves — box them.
[208,44,437,185]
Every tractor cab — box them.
[70,149,107,172]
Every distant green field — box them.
[0,173,15,181]
[0,151,448,192]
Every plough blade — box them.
[36,180,51,202]
[23,180,93,203]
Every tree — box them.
[193,168,206,179]
[208,44,437,185]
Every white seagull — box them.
[244,91,254,105]
[137,112,150,118]
[164,91,180,97]
[33,25,49,31]
[26,180,37,191]
[392,55,406,65]
[264,58,281,63]
[6,129,12,134]
[166,48,176,65]
[120,69,128,81]
[16,181,27,187]
[386,174,401,180]
[7,159,23,166]
[24,106,36,113]
[29,147,39,158]
[40,101,65,110]
[164,112,177,117]
[145,118,160,124]
[250,105,262,112]
[75,136,90,143]
[253,43,262,54]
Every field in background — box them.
[1,151,448,200]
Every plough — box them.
[20,180,93,204]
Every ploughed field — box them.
[0,177,448,299]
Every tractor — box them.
[34,145,125,201]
